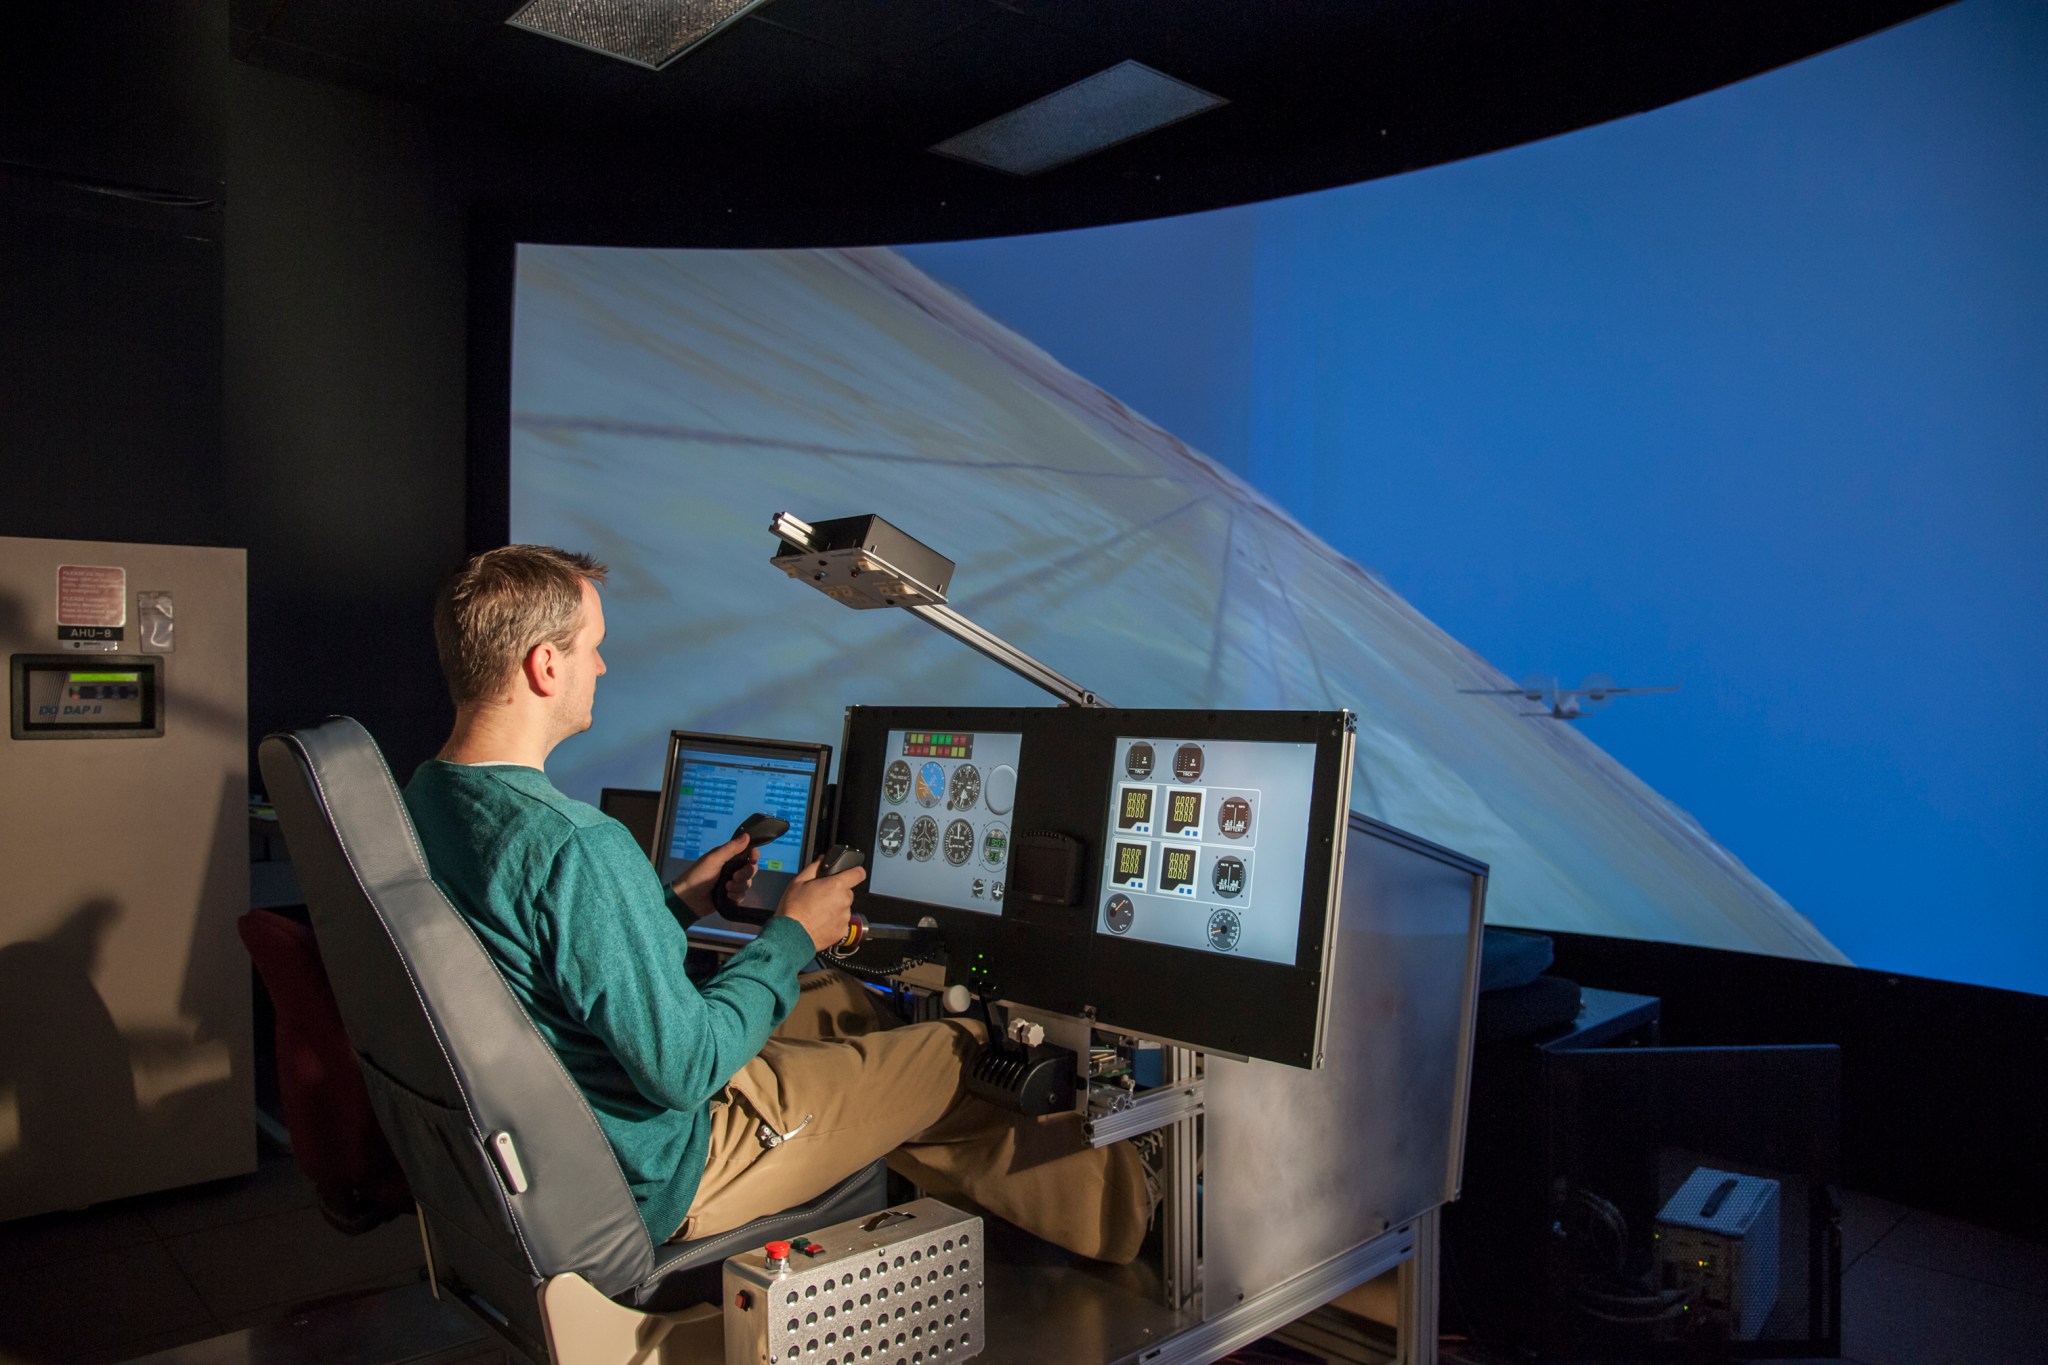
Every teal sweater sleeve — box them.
[544,823,816,1113]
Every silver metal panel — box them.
[1202,818,1485,1308]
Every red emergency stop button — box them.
[764,1240,792,1263]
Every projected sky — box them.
[891,0,2048,996]
[510,0,2045,995]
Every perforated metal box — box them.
[723,1198,984,1365]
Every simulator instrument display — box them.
[871,728,1021,913]
[1095,735,1318,965]
[655,735,827,915]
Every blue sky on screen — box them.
[896,0,2048,994]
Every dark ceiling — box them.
[232,0,1946,246]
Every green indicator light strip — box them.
[68,672,141,683]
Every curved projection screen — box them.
[510,0,2045,994]
[509,239,1838,964]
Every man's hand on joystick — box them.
[777,846,866,953]
[670,814,778,920]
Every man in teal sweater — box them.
[405,545,1149,1262]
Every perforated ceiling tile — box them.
[506,0,771,69]
[931,60,1227,176]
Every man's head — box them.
[433,546,609,738]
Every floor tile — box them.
[0,1207,159,1275]
[0,1241,215,1363]
[162,1201,424,1321]
[1867,1206,2048,1297]
[1837,1188,1910,1271]
[1843,1252,2048,1365]
[137,1156,317,1240]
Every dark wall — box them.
[221,61,482,774]
[1,6,226,552]
[1545,931,2048,1240]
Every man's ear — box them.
[522,640,561,697]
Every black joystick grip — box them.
[710,812,790,925]
[818,844,866,877]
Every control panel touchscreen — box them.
[1096,736,1318,965]
[869,728,1022,914]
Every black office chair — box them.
[259,718,888,1365]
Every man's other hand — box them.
[778,857,866,952]
[671,833,757,919]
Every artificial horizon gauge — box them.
[1104,893,1136,935]
[915,762,946,807]
[1218,796,1253,839]
[1212,855,1246,898]
[981,822,1008,868]
[908,815,939,862]
[1125,742,1155,780]
[1173,743,1205,783]
[1206,907,1241,952]
[943,818,975,866]
[877,812,906,857]
[883,760,912,805]
[948,762,982,810]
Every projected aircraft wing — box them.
[507,243,1841,966]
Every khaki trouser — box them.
[676,972,1150,1264]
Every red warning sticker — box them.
[57,565,127,627]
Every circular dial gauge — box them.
[943,818,975,866]
[1218,796,1252,839]
[948,763,982,810]
[984,764,1017,815]
[1206,907,1241,952]
[981,822,1009,869]
[1125,743,1155,780]
[883,760,912,805]
[1212,856,1246,898]
[877,812,906,857]
[1173,744,1205,783]
[915,762,946,808]
[908,816,939,862]
[1105,894,1136,935]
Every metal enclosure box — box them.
[0,536,253,1219]
[724,1198,984,1365]
[1202,814,1486,1309]
[1657,1168,1782,1339]
[772,514,955,610]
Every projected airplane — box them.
[1460,674,1680,721]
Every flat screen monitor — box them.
[1097,735,1320,966]
[867,726,1023,915]
[651,731,832,918]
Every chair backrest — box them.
[257,719,658,1316]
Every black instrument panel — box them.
[835,705,1355,1067]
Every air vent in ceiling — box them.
[931,60,1227,176]
[505,0,770,69]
